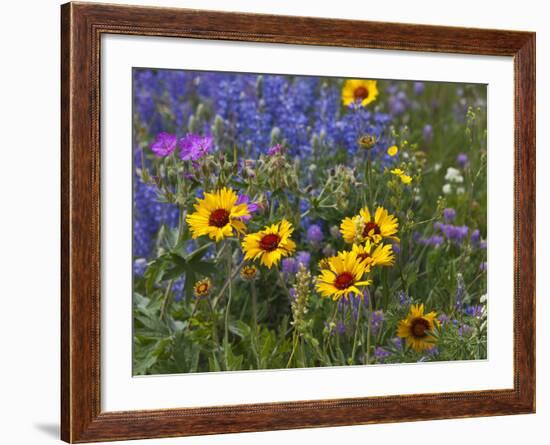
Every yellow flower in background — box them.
[387,145,399,157]
[351,241,395,269]
[242,219,296,268]
[318,258,332,271]
[186,187,250,242]
[390,168,412,185]
[240,264,259,281]
[316,251,371,301]
[340,205,399,245]
[193,277,213,298]
[397,304,439,352]
[341,79,379,107]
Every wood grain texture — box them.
[60,2,536,442]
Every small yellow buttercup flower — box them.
[341,79,379,107]
[193,277,212,298]
[390,168,412,185]
[340,205,399,245]
[387,145,398,157]
[316,251,371,301]
[242,219,296,268]
[186,187,250,242]
[350,241,395,269]
[397,304,439,352]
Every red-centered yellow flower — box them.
[193,277,212,298]
[350,241,395,269]
[341,79,379,107]
[316,251,371,301]
[240,264,259,281]
[397,304,439,352]
[186,187,250,242]
[242,219,296,268]
[340,205,399,245]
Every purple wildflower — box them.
[438,313,451,325]
[267,144,283,156]
[150,132,177,157]
[418,235,444,247]
[437,224,469,243]
[458,324,473,337]
[179,134,213,161]
[324,320,346,335]
[426,347,439,356]
[457,153,469,168]
[296,251,311,268]
[470,229,480,246]
[389,91,409,115]
[398,291,412,306]
[375,347,392,362]
[391,337,404,351]
[281,258,298,275]
[423,124,433,143]
[133,258,147,276]
[371,310,385,335]
[443,208,456,222]
[307,224,323,244]
[480,261,487,272]
[465,305,484,318]
[236,194,260,221]
[391,243,400,254]
[413,82,425,95]
[288,287,297,300]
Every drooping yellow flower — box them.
[397,304,439,352]
[186,187,250,242]
[242,219,296,268]
[316,251,371,301]
[341,79,379,107]
[193,277,213,298]
[340,206,399,245]
[351,241,395,269]
[390,168,412,185]
[387,145,399,157]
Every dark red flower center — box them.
[411,318,430,338]
[209,208,230,228]
[354,86,369,100]
[357,252,371,262]
[363,221,381,237]
[334,272,355,290]
[259,234,280,252]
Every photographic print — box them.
[132,69,488,375]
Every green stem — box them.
[251,282,261,368]
[159,280,174,321]
[366,291,373,365]
[276,268,292,300]
[350,297,362,364]
[223,242,233,370]
[286,332,299,368]
[212,258,246,309]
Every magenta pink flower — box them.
[150,133,177,157]
[179,134,213,161]
[267,144,283,156]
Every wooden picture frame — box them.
[61,2,535,442]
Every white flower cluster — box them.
[442,167,465,195]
